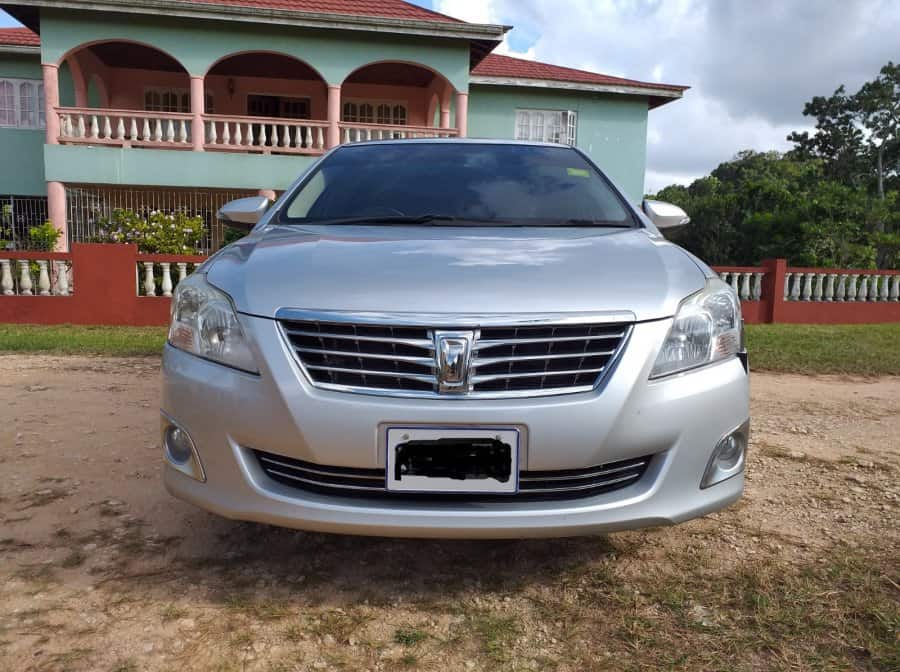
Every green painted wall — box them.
[467,84,650,203]
[0,53,44,195]
[45,144,315,191]
[38,9,471,90]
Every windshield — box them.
[281,143,636,227]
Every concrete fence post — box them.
[761,258,786,324]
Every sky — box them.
[2,1,898,192]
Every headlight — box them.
[650,279,742,378]
[168,274,258,374]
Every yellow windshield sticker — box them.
[567,168,590,178]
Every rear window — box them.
[282,143,635,226]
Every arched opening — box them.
[62,41,190,111]
[205,52,328,151]
[340,61,456,140]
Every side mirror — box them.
[642,199,690,229]
[218,196,271,230]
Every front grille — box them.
[254,449,651,502]
[279,317,631,398]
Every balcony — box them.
[47,43,464,158]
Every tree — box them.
[854,62,900,202]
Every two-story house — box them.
[0,0,686,251]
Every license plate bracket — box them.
[386,427,519,494]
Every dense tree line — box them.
[655,63,899,269]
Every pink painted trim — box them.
[43,65,60,146]
[58,106,193,120]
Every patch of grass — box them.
[746,323,900,376]
[0,324,166,357]
[470,613,519,664]
[394,626,428,647]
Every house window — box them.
[514,109,577,146]
[144,88,214,114]
[0,78,45,129]
[343,100,406,125]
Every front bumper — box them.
[161,315,749,538]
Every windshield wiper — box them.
[560,219,634,228]
[291,214,458,226]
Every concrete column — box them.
[190,76,205,151]
[326,85,341,148]
[47,181,68,252]
[455,91,468,137]
[440,87,452,129]
[42,64,60,145]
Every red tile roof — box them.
[181,0,462,22]
[472,53,687,93]
[0,27,40,47]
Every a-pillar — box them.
[455,91,468,137]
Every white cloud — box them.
[434,0,536,59]
[429,0,900,192]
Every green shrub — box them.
[94,209,205,255]
[27,221,62,252]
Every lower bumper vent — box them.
[254,449,651,502]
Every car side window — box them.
[286,170,327,218]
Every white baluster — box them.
[783,272,793,301]
[343,127,350,143]
[141,118,151,141]
[222,122,231,146]
[847,274,858,301]
[54,260,69,296]
[129,118,138,140]
[890,276,900,302]
[68,264,74,295]
[18,260,32,295]
[36,260,51,296]
[246,123,254,146]
[259,124,267,146]
[176,262,188,283]
[740,272,751,300]
[790,273,802,301]
[825,273,836,302]
[90,115,99,139]
[752,272,763,300]
[208,120,217,145]
[0,260,12,295]
[813,273,824,301]
[729,271,739,296]
[116,117,126,140]
[234,123,242,146]
[102,115,112,139]
[719,271,730,285]
[857,275,868,302]
[801,272,813,301]
[868,274,879,302]
[77,114,86,138]
[154,119,163,142]
[160,262,173,297]
[366,128,372,141]
[836,275,847,301]
[295,125,304,149]
[165,119,175,143]
[270,125,277,147]
[62,114,73,138]
[316,127,324,149]
[179,119,188,143]
[280,125,289,147]
[142,262,156,296]
[879,274,889,302]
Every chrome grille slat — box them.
[295,347,436,367]
[279,318,631,398]
[254,449,652,502]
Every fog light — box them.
[161,414,206,482]
[165,425,194,464]
[701,421,749,488]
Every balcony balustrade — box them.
[57,107,193,149]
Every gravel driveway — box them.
[1,355,898,671]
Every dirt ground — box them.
[1,355,898,672]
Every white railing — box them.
[716,269,766,301]
[784,270,900,302]
[57,107,193,148]
[0,255,73,296]
[339,122,459,144]
[204,114,328,155]
[135,256,205,297]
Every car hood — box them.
[206,225,705,322]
